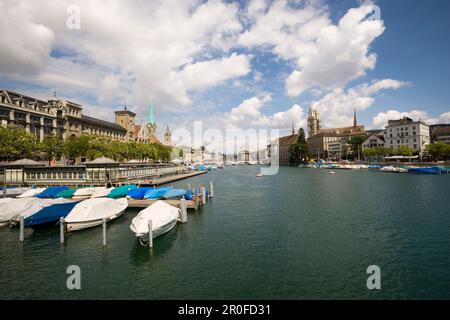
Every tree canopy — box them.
[0,126,172,163]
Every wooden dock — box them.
[136,171,207,186]
[127,198,200,210]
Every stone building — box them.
[163,125,172,146]
[0,89,126,141]
[306,107,365,159]
[430,124,450,144]
[384,116,430,155]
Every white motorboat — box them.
[380,166,408,173]
[0,198,18,227]
[17,187,47,198]
[380,166,397,172]
[73,187,105,199]
[1,187,30,198]
[90,187,115,198]
[65,198,128,231]
[9,198,76,226]
[130,200,180,242]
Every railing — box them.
[2,163,183,186]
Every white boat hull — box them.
[66,209,125,231]
[136,218,178,241]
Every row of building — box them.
[0,89,171,146]
[275,106,450,164]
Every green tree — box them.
[64,135,91,162]
[289,128,309,165]
[393,145,413,156]
[348,135,366,160]
[426,142,450,160]
[39,135,65,164]
[0,126,37,159]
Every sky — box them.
[0,0,449,151]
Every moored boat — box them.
[23,200,81,227]
[56,188,78,198]
[1,198,40,226]
[130,200,180,242]
[107,185,137,199]
[408,167,441,174]
[143,187,171,200]
[90,187,115,198]
[73,187,105,199]
[17,187,47,198]
[10,198,75,226]
[162,189,187,199]
[127,187,154,199]
[1,187,30,198]
[36,186,69,198]
[65,198,128,231]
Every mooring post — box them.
[188,183,191,192]
[209,181,214,198]
[19,216,24,242]
[180,197,187,223]
[102,218,107,247]
[60,217,65,244]
[201,186,206,205]
[148,220,153,249]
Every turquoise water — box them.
[0,166,449,299]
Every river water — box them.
[0,166,449,299]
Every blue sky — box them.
[0,0,449,142]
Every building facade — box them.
[306,107,365,159]
[384,117,430,154]
[0,89,171,147]
[0,89,127,141]
[430,124,450,144]
[362,134,385,149]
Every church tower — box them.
[307,106,320,138]
[147,98,157,144]
[164,125,171,146]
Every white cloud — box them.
[311,79,408,128]
[438,112,450,124]
[237,1,386,97]
[372,110,450,128]
[0,1,55,75]
[0,0,246,114]
[285,3,385,96]
[222,94,305,130]
[179,53,251,91]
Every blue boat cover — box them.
[24,201,80,227]
[127,187,154,199]
[144,187,172,199]
[408,167,441,174]
[36,186,69,198]
[184,191,193,200]
[163,189,187,199]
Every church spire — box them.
[353,108,357,127]
[148,97,155,125]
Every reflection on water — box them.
[1,166,450,299]
[129,225,179,266]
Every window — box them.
[414,144,417,149]
[413,131,416,135]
